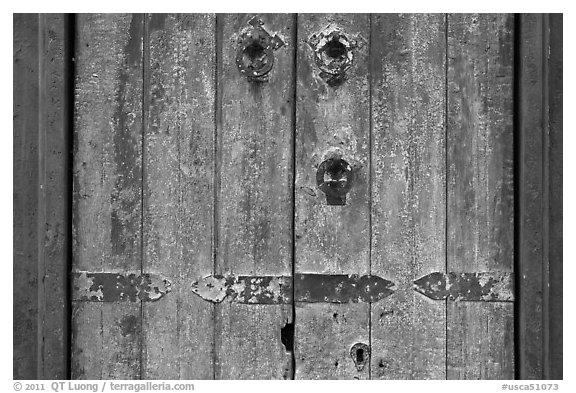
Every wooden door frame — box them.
[13,13,562,380]
[516,13,563,380]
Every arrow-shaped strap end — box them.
[413,272,514,302]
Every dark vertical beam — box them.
[14,13,40,380]
[517,12,544,380]
[14,13,70,379]
[517,13,563,380]
[38,13,70,379]
[547,13,562,381]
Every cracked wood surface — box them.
[215,14,295,379]
[370,14,447,380]
[142,13,215,379]
[447,14,515,379]
[72,14,144,379]
[295,13,371,380]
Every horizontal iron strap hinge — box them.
[72,272,172,302]
[72,271,513,304]
[190,273,395,304]
[413,271,514,302]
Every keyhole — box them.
[356,347,364,363]
[350,342,370,372]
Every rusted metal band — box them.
[72,272,172,302]
[413,272,514,302]
[294,273,394,303]
[190,275,292,304]
[72,270,511,303]
[190,273,395,304]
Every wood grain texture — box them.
[38,13,69,379]
[547,13,562,381]
[370,14,446,379]
[447,14,515,379]
[13,13,40,380]
[72,14,144,379]
[215,14,294,379]
[142,13,215,379]
[294,14,370,379]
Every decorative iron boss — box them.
[307,26,364,86]
[236,16,285,82]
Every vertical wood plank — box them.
[295,13,370,379]
[38,13,70,379]
[547,13,562,380]
[72,14,144,379]
[447,13,515,379]
[215,14,295,379]
[370,14,446,380]
[142,13,215,379]
[13,13,40,380]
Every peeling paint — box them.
[191,273,395,304]
[74,272,104,301]
[413,272,514,302]
[72,272,172,302]
[118,315,140,337]
[191,274,292,304]
[295,274,395,303]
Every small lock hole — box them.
[350,342,370,371]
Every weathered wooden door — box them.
[72,13,514,379]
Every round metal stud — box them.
[236,32,275,79]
